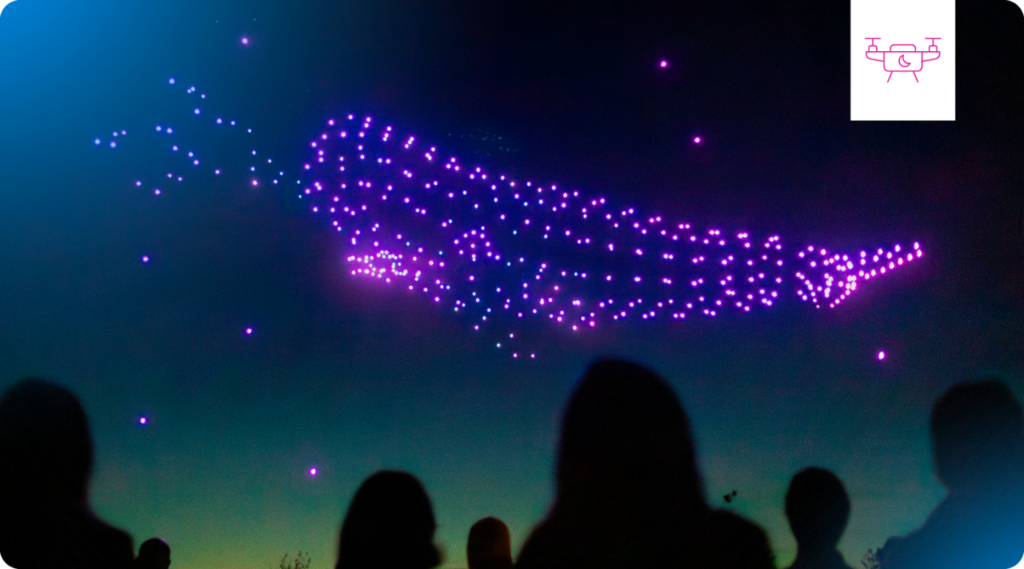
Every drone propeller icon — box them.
[865,37,941,82]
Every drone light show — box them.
[99,80,924,358]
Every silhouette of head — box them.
[555,358,706,521]
[136,538,171,569]
[336,470,441,569]
[0,378,93,507]
[931,379,1024,491]
[467,516,512,569]
[785,467,850,551]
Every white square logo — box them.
[851,0,956,120]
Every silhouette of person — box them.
[134,538,171,569]
[467,516,513,569]
[783,467,854,569]
[0,377,134,569]
[515,358,774,569]
[336,470,442,569]
[877,379,1024,569]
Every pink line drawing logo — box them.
[865,38,941,82]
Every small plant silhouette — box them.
[279,551,311,569]
[860,548,879,569]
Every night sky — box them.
[1,0,1023,568]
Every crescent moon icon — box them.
[898,54,912,67]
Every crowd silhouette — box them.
[1,364,1023,569]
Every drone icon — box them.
[865,37,941,83]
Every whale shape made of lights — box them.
[301,115,922,328]
[98,81,924,359]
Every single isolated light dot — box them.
[309,467,318,476]
[141,255,150,263]
[139,416,147,425]
[693,136,702,144]
[94,138,101,145]
[244,327,254,336]
[241,37,249,45]
[877,350,886,361]
[168,78,176,85]
[659,60,668,68]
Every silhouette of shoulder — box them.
[877,380,1024,569]
[691,509,775,569]
[783,548,853,569]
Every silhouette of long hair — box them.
[930,379,1024,492]
[518,359,775,569]
[554,359,707,522]
[467,516,513,569]
[336,471,441,569]
[517,359,715,568]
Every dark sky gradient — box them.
[1,0,1023,567]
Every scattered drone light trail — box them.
[98,79,925,358]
